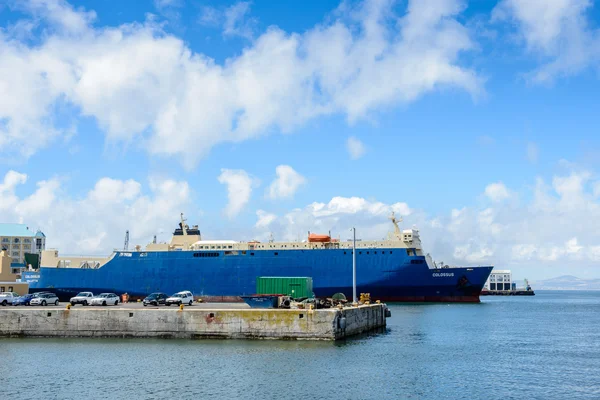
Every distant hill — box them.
[532,275,600,290]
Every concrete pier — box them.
[0,303,387,340]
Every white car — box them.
[30,293,60,306]
[90,293,119,306]
[165,291,194,306]
[0,292,20,306]
[70,292,95,306]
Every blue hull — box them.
[22,249,493,303]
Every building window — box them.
[24,238,31,243]
[8,286,13,292]
[13,238,20,243]
[0,287,4,292]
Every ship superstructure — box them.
[24,213,493,302]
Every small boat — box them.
[308,233,331,243]
[240,294,280,308]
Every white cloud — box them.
[0,170,192,254]
[527,141,539,163]
[0,170,28,210]
[198,6,221,26]
[267,165,306,200]
[223,1,257,39]
[88,178,141,204]
[346,136,366,160]
[0,0,482,165]
[484,182,510,202]
[218,169,256,218]
[255,210,277,228]
[18,0,97,35]
[453,243,494,264]
[14,178,60,216]
[493,0,600,82]
[593,181,600,198]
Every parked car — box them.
[165,291,194,306]
[0,292,21,306]
[13,294,36,306]
[143,292,168,306]
[70,292,95,306]
[90,293,119,306]
[30,293,59,306]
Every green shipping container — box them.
[256,277,314,299]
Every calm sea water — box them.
[1,291,599,400]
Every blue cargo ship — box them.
[22,214,493,302]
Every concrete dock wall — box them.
[0,304,387,340]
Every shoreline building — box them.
[484,269,513,291]
[0,224,46,273]
[0,250,29,294]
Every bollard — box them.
[66,304,71,310]
[179,304,184,310]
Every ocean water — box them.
[1,291,599,400]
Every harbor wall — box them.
[0,304,386,340]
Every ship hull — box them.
[23,248,493,303]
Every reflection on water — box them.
[1,291,599,400]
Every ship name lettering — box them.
[432,273,454,277]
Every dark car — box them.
[143,292,168,306]
[13,294,36,306]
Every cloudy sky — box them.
[1,0,600,280]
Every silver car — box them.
[30,293,59,306]
[70,292,95,306]
[0,292,20,306]
[90,293,119,306]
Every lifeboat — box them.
[308,233,331,243]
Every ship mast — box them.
[389,211,403,238]
[180,212,188,236]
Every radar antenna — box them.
[389,211,403,237]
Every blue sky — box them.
[1,0,600,280]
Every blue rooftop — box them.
[0,224,37,237]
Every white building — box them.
[484,269,513,291]
[0,224,46,268]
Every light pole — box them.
[352,227,357,304]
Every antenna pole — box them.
[124,230,129,251]
[352,227,357,304]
